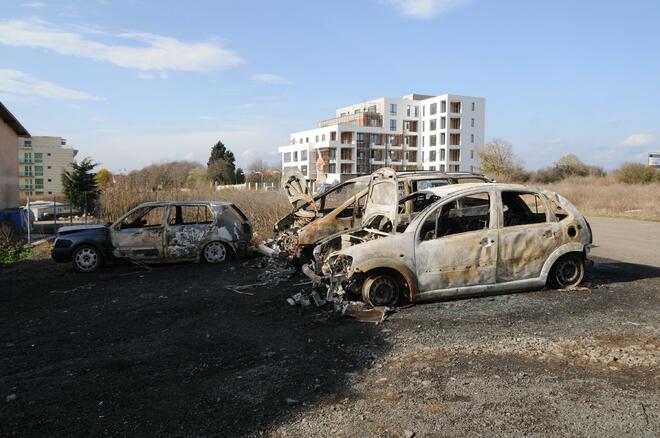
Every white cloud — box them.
[250,73,292,85]
[622,133,654,147]
[384,0,469,19]
[0,19,244,73]
[0,69,102,100]
[22,2,47,8]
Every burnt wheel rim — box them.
[368,276,398,306]
[556,257,581,287]
[75,248,98,271]
[204,242,227,263]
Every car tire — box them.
[202,241,229,264]
[362,273,400,307]
[72,245,104,273]
[550,253,585,288]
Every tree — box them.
[62,157,98,215]
[235,168,245,184]
[553,154,589,179]
[247,159,271,173]
[185,166,209,188]
[476,139,526,180]
[207,140,237,184]
[95,168,113,190]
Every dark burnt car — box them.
[275,168,491,262]
[52,201,252,272]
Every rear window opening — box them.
[229,205,248,223]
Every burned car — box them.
[308,171,593,307]
[52,201,252,272]
[275,168,491,262]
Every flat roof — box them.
[0,101,30,136]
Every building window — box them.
[422,106,425,117]
[430,119,437,131]
[429,165,436,171]
[470,134,474,143]
[429,134,437,146]
[406,105,411,117]
[35,166,43,176]
[291,139,296,145]
[471,118,475,127]
[440,148,446,161]
[430,103,437,115]
[357,133,365,142]
[440,164,446,172]
[450,149,461,161]
[450,133,460,146]
[390,119,396,131]
[470,149,474,159]
[329,149,337,159]
[24,140,31,147]
[440,133,446,145]
[305,137,309,143]
[441,117,446,129]
[414,107,419,117]
[293,151,298,161]
[422,136,425,147]
[450,101,461,113]
[367,105,377,113]
[370,134,378,145]
[441,100,447,113]
[283,152,291,162]
[390,103,397,115]
[471,102,475,111]
[450,118,461,129]
[301,150,308,160]
[315,135,319,142]
[429,150,437,162]
[34,153,43,163]
[422,121,425,132]
[328,163,337,173]
[330,132,336,141]
[422,151,425,162]
[301,165,308,175]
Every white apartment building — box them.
[278,93,485,183]
[18,136,78,198]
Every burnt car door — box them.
[496,190,562,282]
[361,167,398,232]
[111,205,166,259]
[414,191,498,293]
[164,204,215,259]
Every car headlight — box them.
[324,254,353,276]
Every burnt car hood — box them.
[361,167,398,230]
[57,224,108,236]
[282,167,315,209]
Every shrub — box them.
[613,163,659,184]
[0,223,29,264]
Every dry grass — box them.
[536,176,660,221]
[98,185,290,241]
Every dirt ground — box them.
[1,255,659,437]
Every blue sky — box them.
[1,0,658,172]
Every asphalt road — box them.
[588,217,660,267]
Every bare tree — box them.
[476,139,526,180]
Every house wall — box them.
[0,120,19,209]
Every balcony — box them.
[18,158,34,164]
[19,185,34,191]
[317,112,383,129]
[19,172,34,177]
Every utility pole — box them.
[26,195,31,245]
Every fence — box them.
[215,182,279,191]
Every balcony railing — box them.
[317,112,383,128]
[19,159,34,164]
[19,172,34,177]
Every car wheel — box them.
[203,241,228,264]
[73,245,103,273]
[551,253,585,288]
[362,273,400,307]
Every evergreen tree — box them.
[207,140,237,184]
[62,157,99,215]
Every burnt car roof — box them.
[424,182,546,198]
[134,200,233,208]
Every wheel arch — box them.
[198,239,236,262]
[354,259,418,301]
[540,243,586,283]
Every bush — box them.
[0,224,29,264]
[613,163,660,184]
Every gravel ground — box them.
[1,256,658,437]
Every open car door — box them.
[361,167,398,232]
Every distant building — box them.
[649,152,660,168]
[18,136,78,198]
[0,101,30,209]
[278,92,485,184]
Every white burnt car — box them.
[308,168,593,307]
